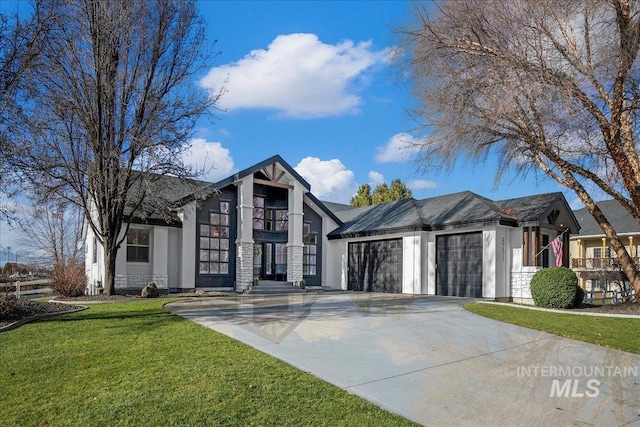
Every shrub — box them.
[530,267,580,308]
[51,259,87,297]
[0,295,19,319]
[141,282,159,298]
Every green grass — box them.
[1,299,417,427]
[465,303,640,355]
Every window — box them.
[593,247,611,258]
[127,229,149,263]
[92,237,98,264]
[200,201,230,275]
[303,223,317,276]
[275,209,288,231]
[255,196,287,232]
[253,196,265,230]
[265,209,288,231]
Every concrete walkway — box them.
[166,293,640,426]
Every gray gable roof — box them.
[329,199,423,238]
[497,192,564,223]
[573,199,640,237]
[415,191,517,229]
[124,173,213,226]
[328,191,575,239]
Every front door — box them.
[255,242,287,281]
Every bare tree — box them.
[10,0,221,295]
[17,198,83,266]
[399,0,640,300]
[0,3,51,219]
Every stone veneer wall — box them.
[510,266,542,304]
[236,241,254,292]
[114,274,169,289]
[287,245,303,284]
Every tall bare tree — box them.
[10,0,220,295]
[400,0,640,300]
[17,198,83,266]
[0,3,51,219]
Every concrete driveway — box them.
[166,293,640,426]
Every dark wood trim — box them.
[254,178,294,190]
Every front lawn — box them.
[465,302,640,354]
[0,299,416,426]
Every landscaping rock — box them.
[141,282,159,298]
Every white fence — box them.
[0,279,52,298]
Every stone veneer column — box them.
[235,175,254,292]
[287,181,304,284]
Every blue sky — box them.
[186,1,565,203]
[1,0,574,264]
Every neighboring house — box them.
[570,200,640,294]
[85,155,579,302]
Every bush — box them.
[530,267,580,308]
[51,259,87,297]
[0,295,19,319]
[141,282,159,298]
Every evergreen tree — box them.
[350,184,373,207]
[351,179,412,207]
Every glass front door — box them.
[256,242,287,281]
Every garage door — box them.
[348,239,402,293]
[436,233,483,297]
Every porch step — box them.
[247,280,307,295]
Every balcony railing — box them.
[571,257,640,270]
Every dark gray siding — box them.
[195,186,237,288]
[303,203,323,286]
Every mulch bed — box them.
[0,298,85,330]
[1,291,236,330]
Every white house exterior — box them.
[84,155,579,301]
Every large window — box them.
[254,196,287,231]
[200,201,230,275]
[127,229,149,263]
[253,196,265,230]
[303,223,317,275]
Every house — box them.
[570,200,640,294]
[84,155,579,302]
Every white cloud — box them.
[294,157,357,203]
[183,138,236,182]
[375,133,425,163]
[368,170,385,186]
[200,33,390,119]
[407,179,438,191]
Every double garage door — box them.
[436,233,483,297]
[348,239,402,293]
[347,233,483,296]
